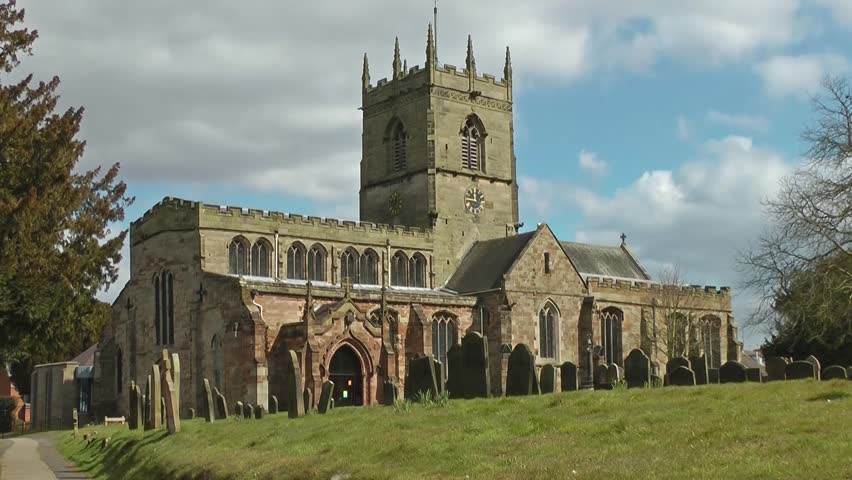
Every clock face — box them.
[464,186,485,214]
[388,191,403,216]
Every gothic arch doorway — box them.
[329,345,364,406]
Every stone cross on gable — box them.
[620,232,627,245]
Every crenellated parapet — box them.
[586,276,731,299]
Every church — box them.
[92,25,738,416]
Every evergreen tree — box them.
[0,0,133,388]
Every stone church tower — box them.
[359,27,519,286]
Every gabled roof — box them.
[445,231,536,294]
[71,344,98,367]
[559,242,649,281]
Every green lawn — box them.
[58,380,852,480]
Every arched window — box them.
[153,271,175,345]
[601,307,623,366]
[116,348,123,394]
[461,115,485,171]
[700,315,722,369]
[286,242,306,280]
[409,253,427,288]
[391,120,407,171]
[307,244,326,282]
[251,239,272,277]
[666,312,689,359]
[341,248,359,284]
[391,251,408,287]
[431,313,457,380]
[228,237,249,275]
[360,249,380,285]
[538,302,557,359]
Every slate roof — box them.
[445,232,536,294]
[560,242,649,281]
[71,344,98,367]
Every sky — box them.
[14,0,852,348]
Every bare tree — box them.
[646,264,703,363]
[739,76,852,329]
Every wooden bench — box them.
[104,416,126,426]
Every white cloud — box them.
[677,116,691,141]
[578,149,608,176]
[706,110,769,132]
[815,0,852,27]
[754,53,851,98]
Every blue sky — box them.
[16,0,852,348]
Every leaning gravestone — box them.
[560,361,578,392]
[171,352,181,405]
[147,364,162,430]
[162,360,180,434]
[540,364,557,394]
[822,365,848,380]
[624,349,651,388]
[243,403,253,419]
[688,355,708,385]
[667,357,690,377]
[234,401,243,418]
[382,380,401,406]
[254,405,265,419]
[285,350,305,418]
[594,364,612,390]
[445,344,464,399]
[303,388,313,414]
[461,331,490,398]
[215,389,228,419]
[804,355,821,380]
[202,379,215,423]
[786,361,817,380]
[719,361,747,383]
[318,380,334,414]
[406,355,440,399]
[506,344,538,396]
[708,368,720,384]
[269,395,279,414]
[765,357,788,382]
[431,357,445,395]
[669,366,696,386]
[746,368,762,383]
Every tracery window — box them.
[228,237,249,275]
[700,315,722,369]
[360,249,380,285]
[409,253,427,288]
[601,307,623,366]
[431,313,457,379]
[153,271,175,345]
[307,244,326,282]
[538,301,557,359]
[391,251,408,287]
[341,248,359,284]
[251,239,272,277]
[286,242,306,280]
[461,115,485,171]
[391,120,407,171]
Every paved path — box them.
[0,434,87,480]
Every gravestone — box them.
[234,401,243,418]
[624,349,651,388]
[719,361,747,383]
[161,397,166,425]
[382,380,401,406]
[506,344,538,396]
[539,364,557,394]
[765,357,788,381]
[72,408,78,437]
[243,403,253,419]
[461,331,490,398]
[159,350,180,434]
[786,361,817,380]
[804,355,821,380]
[187,408,195,420]
[431,357,445,394]
[285,350,305,418]
[254,404,265,419]
[406,355,440,399]
[318,380,335,414]
[688,355,708,385]
[708,368,720,384]
[132,384,143,430]
[594,364,612,390]
[822,365,848,380]
[147,364,162,430]
[560,361,578,392]
[142,394,148,428]
[127,383,138,430]
[669,366,696,386]
[445,344,464,399]
[303,388,313,414]
[214,389,228,419]
[746,368,762,383]
[269,395,279,414]
[608,364,622,383]
[667,357,690,376]
[202,378,215,423]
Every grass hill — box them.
[58,379,852,479]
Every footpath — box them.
[0,433,87,480]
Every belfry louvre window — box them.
[392,122,407,171]
[461,116,485,171]
[538,302,557,359]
